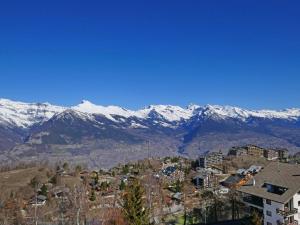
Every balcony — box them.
[277,220,298,225]
[243,195,263,208]
[276,207,298,217]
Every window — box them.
[266,210,272,216]
[266,199,272,205]
[298,201,300,207]
[267,222,272,225]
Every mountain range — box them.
[1,98,300,168]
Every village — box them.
[0,145,300,225]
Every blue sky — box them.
[0,0,300,109]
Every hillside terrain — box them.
[1,98,300,167]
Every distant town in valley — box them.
[2,0,300,224]
[1,144,300,224]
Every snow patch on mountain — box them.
[0,98,65,128]
[1,98,300,129]
[73,100,135,121]
[136,105,194,122]
[199,104,300,121]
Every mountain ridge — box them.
[1,98,300,168]
[1,98,300,129]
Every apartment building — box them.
[276,148,289,161]
[245,145,265,158]
[199,151,223,168]
[264,149,279,160]
[228,146,248,157]
[238,162,300,225]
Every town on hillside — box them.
[0,145,300,225]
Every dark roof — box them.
[238,162,300,203]
[222,175,243,185]
[37,195,47,201]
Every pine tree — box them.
[122,179,149,225]
[119,180,126,190]
[89,190,96,201]
[39,184,48,196]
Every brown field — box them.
[0,167,48,198]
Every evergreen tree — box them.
[119,180,126,190]
[174,179,182,193]
[39,184,48,196]
[89,190,96,201]
[63,162,69,171]
[75,165,82,175]
[122,179,149,225]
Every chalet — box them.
[238,162,300,225]
[29,195,47,206]
[51,186,70,199]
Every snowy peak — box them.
[73,101,194,122]
[198,104,300,121]
[72,100,135,121]
[50,109,98,123]
[137,105,194,122]
[0,98,65,128]
[1,98,300,129]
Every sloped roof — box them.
[238,162,300,203]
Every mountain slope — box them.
[1,98,300,167]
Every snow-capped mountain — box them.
[1,98,300,129]
[1,98,300,168]
[0,98,65,128]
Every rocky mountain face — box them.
[1,98,300,168]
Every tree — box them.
[75,165,82,175]
[63,162,69,171]
[119,180,126,190]
[89,190,96,201]
[49,175,58,185]
[100,181,109,191]
[39,184,48,196]
[174,179,182,193]
[200,190,214,224]
[122,179,149,225]
[30,176,41,188]
[250,210,262,225]
[122,165,129,174]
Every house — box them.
[193,174,210,189]
[51,186,70,199]
[236,168,247,176]
[29,195,47,206]
[172,192,182,202]
[221,175,244,188]
[238,162,300,225]
[193,168,219,188]
[162,166,176,176]
[246,165,262,174]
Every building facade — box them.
[238,162,300,225]
[228,147,248,157]
[245,145,265,158]
[264,149,279,161]
[199,151,223,168]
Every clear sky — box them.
[0,0,300,109]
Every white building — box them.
[238,162,300,225]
